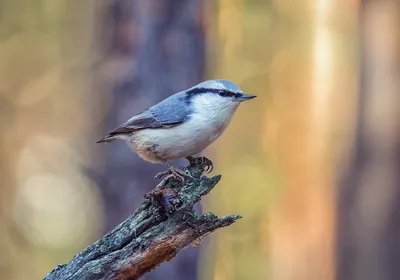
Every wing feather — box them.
[107,91,191,135]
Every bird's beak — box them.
[235,93,257,102]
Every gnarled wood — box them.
[44,161,240,280]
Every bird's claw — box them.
[153,170,170,187]
[154,166,191,188]
[187,156,214,173]
[200,157,214,173]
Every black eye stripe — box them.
[218,90,241,98]
[186,87,241,98]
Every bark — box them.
[44,161,240,280]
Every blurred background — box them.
[1,0,399,279]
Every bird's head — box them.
[186,79,256,106]
[184,79,256,122]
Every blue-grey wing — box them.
[150,92,191,125]
[109,92,190,134]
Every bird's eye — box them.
[218,90,230,97]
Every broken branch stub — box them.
[44,160,241,280]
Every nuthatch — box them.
[97,79,256,187]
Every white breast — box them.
[128,94,239,163]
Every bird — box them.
[97,79,256,187]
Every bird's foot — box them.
[187,156,214,173]
[153,165,192,189]
[153,170,170,187]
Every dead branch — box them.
[43,160,241,280]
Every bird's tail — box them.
[96,133,129,143]
[96,135,116,143]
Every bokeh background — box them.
[1,0,399,279]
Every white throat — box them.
[191,94,239,125]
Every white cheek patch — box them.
[191,93,239,134]
[193,94,235,113]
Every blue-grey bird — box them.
[97,79,256,186]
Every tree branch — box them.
[43,160,241,280]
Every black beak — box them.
[236,93,257,102]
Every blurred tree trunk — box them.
[337,1,400,280]
[94,1,205,279]
[206,1,357,279]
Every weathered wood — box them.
[44,160,240,280]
